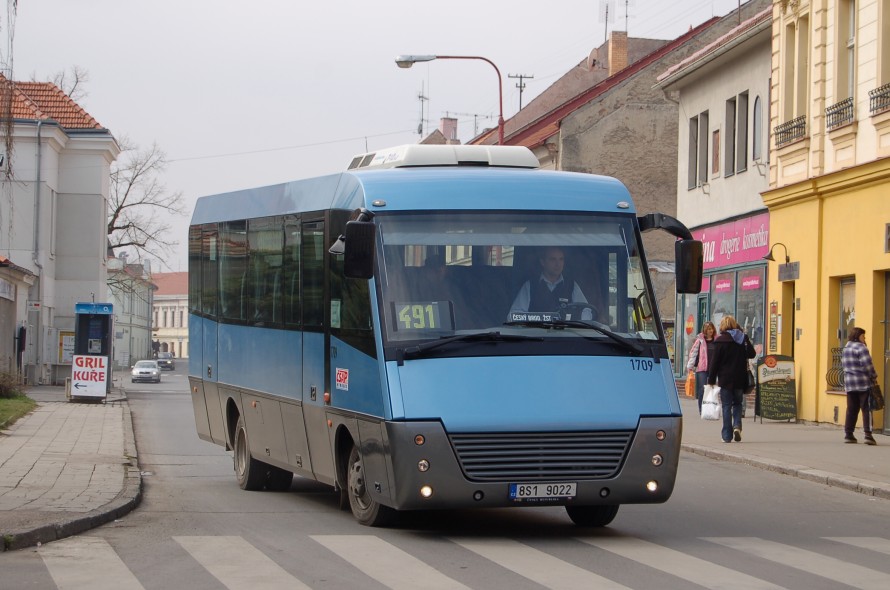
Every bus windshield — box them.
[376,212,660,347]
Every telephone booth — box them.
[70,302,114,401]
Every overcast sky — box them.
[9,0,748,272]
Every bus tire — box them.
[565,504,619,527]
[267,466,293,491]
[347,444,395,526]
[234,416,265,491]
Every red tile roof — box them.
[152,272,189,296]
[0,73,105,129]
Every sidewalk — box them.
[1,388,888,552]
[0,381,141,552]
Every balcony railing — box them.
[869,83,890,114]
[775,115,806,147]
[825,97,854,130]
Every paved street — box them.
[2,378,889,588]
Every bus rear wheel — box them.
[234,416,266,491]
[565,504,620,527]
[347,444,395,526]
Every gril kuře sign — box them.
[71,354,109,398]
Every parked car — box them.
[156,352,175,370]
[132,360,161,383]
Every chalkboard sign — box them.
[755,355,797,421]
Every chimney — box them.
[608,31,628,76]
[439,117,458,143]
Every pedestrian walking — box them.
[841,327,878,445]
[707,315,756,443]
[686,321,717,413]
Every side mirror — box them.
[675,239,703,294]
[343,220,376,279]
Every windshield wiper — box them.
[398,331,544,362]
[504,319,645,354]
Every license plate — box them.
[509,482,576,501]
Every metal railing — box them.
[775,115,806,147]
[869,83,890,114]
[825,347,844,391]
[825,97,854,130]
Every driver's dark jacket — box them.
[529,276,576,311]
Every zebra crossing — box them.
[30,534,890,589]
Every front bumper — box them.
[377,416,681,511]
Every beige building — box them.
[763,0,890,431]
[152,272,189,359]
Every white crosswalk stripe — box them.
[452,537,631,589]
[580,536,785,589]
[311,534,471,590]
[39,537,145,590]
[705,537,888,589]
[174,536,312,590]
[824,537,890,555]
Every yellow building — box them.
[765,0,889,432]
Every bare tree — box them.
[46,65,90,102]
[108,137,187,268]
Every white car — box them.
[131,360,161,383]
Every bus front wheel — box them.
[565,504,619,527]
[234,416,266,491]
[347,445,395,526]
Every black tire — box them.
[565,504,620,527]
[346,444,395,526]
[234,416,266,490]
[267,466,294,491]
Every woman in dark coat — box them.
[707,315,756,443]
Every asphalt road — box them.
[2,368,889,589]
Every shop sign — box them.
[714,279,733,292]
[693,212,770,271]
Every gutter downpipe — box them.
[31,120,44,383]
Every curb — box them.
[2,397,143,552]
[681,443,890,500]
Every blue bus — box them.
[188,144,702,527]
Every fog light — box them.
[651,454,663,466]
[417,459,430,472]
[420,485,433,498]
[599,487,610,498]
[656,430,666,441]
[646,480,658,492]
[414,435,425,445]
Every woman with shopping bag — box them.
[686,321,717,414]
[707,316,756,443]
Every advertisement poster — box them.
[755,354,797,421]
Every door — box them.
[300,220,336,485]
[875,272,890,434]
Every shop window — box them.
[839,278,856,345]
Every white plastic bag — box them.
[701,384,722,420]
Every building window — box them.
[839,278,856,345]
[725,97,736,176]
[698,111,709,186]
[837,0,856,101]
[882,0,890,84]
[782,17,810,122]
[712,130,720,176]
[736,92,748,173]
[688,116,699,189]
[752,96,763,161]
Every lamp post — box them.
[395,54,505,145]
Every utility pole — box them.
[508,73,535,110]
[417,81,429,138]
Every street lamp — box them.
[395,54,505,145]
[762,243,790,263]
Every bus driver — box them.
[509,246,590,318]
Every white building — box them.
[655,3,774,372]
[107,256,156,368]
[151,272,189,359]
[0,75,120,384]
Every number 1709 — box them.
[629,359,653,371]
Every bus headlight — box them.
[646,480,658,492]
[651,454,663,466]
[420,485,433,498]
[417,459,430,472]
